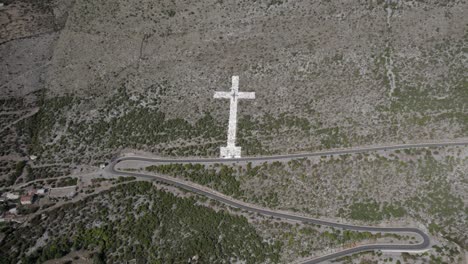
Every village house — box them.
[20,195,34,205]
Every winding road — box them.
[108,139,468,263]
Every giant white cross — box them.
[214,76,255,158]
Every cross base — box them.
[220,146,241,159]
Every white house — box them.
[6,193,19,200]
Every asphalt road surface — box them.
[108,140,468,263]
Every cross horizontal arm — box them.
[237,92,256,99]
[214,92,231,99]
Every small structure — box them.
[20,195,34,205]
[6,193,19,200]
[36,188,47,195]
[8,208,17,215]
[29,155,37,161]
[99,164,106,169]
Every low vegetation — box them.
[140,146,467,253]
[0,182,280,263]
[146,163,243,197]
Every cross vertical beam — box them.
[214,76,255,158]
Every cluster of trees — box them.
[345,200,406,222]
[0,160,25,187]
[315,127,350,149]
[55,177,78,187]
[33,89,225,158]
[239,113,311,137]
[157,142,220,157]
[10,86,227,183]
[320,230,375,244]
[25,87,229,168]
[2,161,26,186]
[94,108,224,152]
[17,205,40,215]
[24,96,76,155]
[115,176,136,183]
[0,97,25,110]
[237,113,312,155]
[26,165,71,183]
[146,163,243,197]
[1,182,280,263]
[237,113,355,154]
[379,38,467,135]
[334,251,377,263]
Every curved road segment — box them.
[108,140,468,263]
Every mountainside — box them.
[0,1,467,263]
[2,0,467,177]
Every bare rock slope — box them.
[1,0,467,183]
